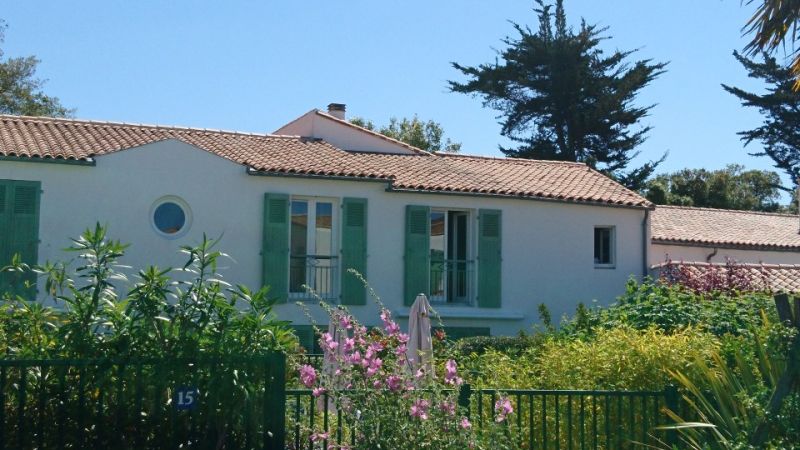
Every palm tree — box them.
[743,0,800,88]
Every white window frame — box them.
[593,225,616,269]
[289,196,339,299]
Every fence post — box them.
[458,383,471,418]
[664,385,679,447]
[264,353,286,450]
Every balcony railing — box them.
[430,259,474,305]
[290,255,338,300]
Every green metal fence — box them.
[285,385,681,450]
[0,355,286,450]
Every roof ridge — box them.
[435,152,587,166]
[0,114,301,140]
[653,260,800,270]
[656,204,797,218]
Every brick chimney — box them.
[327,103,346,120]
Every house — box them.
[0,104,653,338]
[650,205,800,293]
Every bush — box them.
[461,326,719,391]
[561,278,776,338]
[0,224,296,358]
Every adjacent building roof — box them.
[651,261,800,293]
[0,114,651,208]
[651,205,800,251]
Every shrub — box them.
[461,326,719,391]
[292,282,515,449]
[561,278,776,338]
[0,224,296,358]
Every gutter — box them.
[0,156,96,166]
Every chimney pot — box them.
[327,103,346,120]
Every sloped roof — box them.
[651,205,800,251]
[0,114,651,208]
[651,261,800,293]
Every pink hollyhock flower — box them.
[460,417,472,430]
[343,338,355,353]
[299,365,317,388]
[347,350,362,365]
[495,397,514,422]
[369,342,384,353]
[366,358,383,377]
[397,333,410,344]
[339,314,353,330]
[386,375,403,391]
[310,431,329,442]
[312,387,326,398]
[415,369,425,379]
[444,359,463,386]
[409,399,430,420]
[439,401,455,416]
[372,379,382,389]
[395,344,408,356]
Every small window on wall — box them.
[151,196,191,238]
[594,226,615,267]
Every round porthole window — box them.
[151,196,191,238]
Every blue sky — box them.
[2,1,788,188]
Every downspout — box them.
[642,209,650,278]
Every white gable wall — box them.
[275,111,418,154]
[1,140,646,335]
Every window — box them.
[289,197,337,298]
[594,226,615,267]
[151,197,191,238]
[429,210,472,304]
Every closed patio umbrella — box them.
[407,293,434,377]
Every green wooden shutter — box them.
[0,180,41,299]
[404,205,430,306]
[0,181,11,296]
[262,193,290,302]
[340,198,368,305]
[477,209,501,308]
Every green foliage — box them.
[448,333,546,358]
[644,164,786,212]
[561,278,776,338]
[663,319,799,449]
[0,224,296,359]
[460,326,718,391]
[350,115,461,153]
[723,50,800,188]
[449,0,666,189]
[0,20,72,117]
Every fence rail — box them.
[0,355,285,450]
[284,384,680,450]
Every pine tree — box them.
[723,51,800,186]
[449,0,666,190]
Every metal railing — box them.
[284,384,681,449]
[290,255,338,299]
[430,259,474,305]
[0,355,286,450]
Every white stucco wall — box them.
[650,243,800,266]
[1,140,647,335]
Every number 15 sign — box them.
[175,386,199,411]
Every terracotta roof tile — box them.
[651,205,800,251]
[651,261,800,293]
[0,114,651,208]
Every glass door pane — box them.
[290,200,308,293]
[430,211,446,301]
[314,202,334,295]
